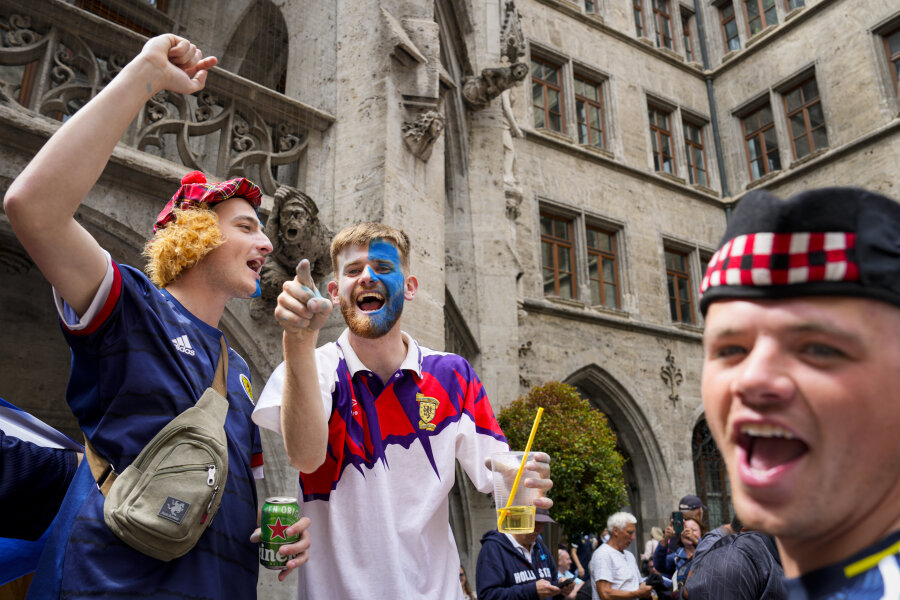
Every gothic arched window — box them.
[692,419,733,528]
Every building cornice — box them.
[708,0,839,77]
[530,0,841,83]
[531,0,708,78]
[520,297,704,344]
[523,128,731,208]
[741,117,900,195]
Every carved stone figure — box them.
[250,186,333,320]
[402,110,445,161]
[500,1,527,65]
[501,89,523,195]
[462,63,528,110]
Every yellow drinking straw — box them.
[497,406,544,530]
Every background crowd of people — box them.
[467,493,787,600]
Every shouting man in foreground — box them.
[699,187,900,599]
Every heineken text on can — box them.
[259,497,300,570]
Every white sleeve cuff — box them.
[52,251,114,330]
[253,362,286,436]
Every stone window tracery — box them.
[693,420,733,528]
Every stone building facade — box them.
[0,0,897,595]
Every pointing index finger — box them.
[295,259,323,298]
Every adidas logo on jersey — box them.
[172,335,196,356]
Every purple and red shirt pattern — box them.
[254,329,509,600]
[301,337,504,501]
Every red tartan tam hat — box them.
[153,171,263,233]
[699,187,900,315]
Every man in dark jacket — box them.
[476,509,575,600]
[683,517,786,600]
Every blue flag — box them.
[0,398,83,585]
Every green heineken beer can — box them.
[259,497,301,570]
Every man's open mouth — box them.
[247,259,264,274]
[356,292,385,312]
[737,423,809,475]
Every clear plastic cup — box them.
[491,451,540,534]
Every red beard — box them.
[338,293,402,339]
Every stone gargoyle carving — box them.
[250,186,333,320]
[402,110,445,161]
[462,62,529,110]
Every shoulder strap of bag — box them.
[211,336,228,396]
[84,336,229,497]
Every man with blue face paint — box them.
[253,222,555,600]
[334,238,407,338]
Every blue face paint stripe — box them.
[364,239,405,333]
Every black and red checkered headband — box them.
[698,187,900,315]
[701,231,859,293]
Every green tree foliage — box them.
[497,381,627,537]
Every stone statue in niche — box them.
[250,186,333,321]
[501,89,523,196]
[462,62,529,110]
[402,110,445,161]
[499,2,529,203]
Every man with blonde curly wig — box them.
[4,35,310,598]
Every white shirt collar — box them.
[504,533,534,560]
[336,328,423,379]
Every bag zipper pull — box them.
[201,485,220,525]
[207,464,216,486]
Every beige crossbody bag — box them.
[83,337,230,562]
